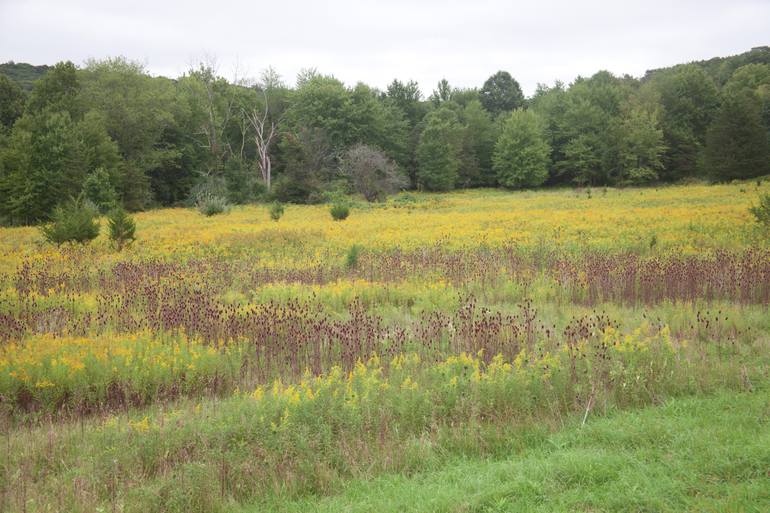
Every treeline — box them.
[0,48,769,225]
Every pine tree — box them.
[106,206,136,250]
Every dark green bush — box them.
[225,159,266,204]
[269,202,284,221]
[196,193,229,216]
[271,174,320,204]
[345,244,362,270]
[749,193,770,227]
[330,203,350,221]
[107,207,136,250]
[40,197,100,245]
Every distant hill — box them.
[0,61,51,91]
[2,46,769,93]
[644,46,770,85]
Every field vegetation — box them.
[0,182,769,512]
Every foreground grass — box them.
[249,390,770,513]
[4,327,764,513]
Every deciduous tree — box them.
[704,92,770,181]
[493,109,550,188]
[480,71,524,115]
[341,143,407,201]
[416,106,462,191]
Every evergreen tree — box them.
[39,196,100,245]
[0,109,120,223]
[0,111,83,223]
[106,206,136,250]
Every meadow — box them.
[1,182,769,512]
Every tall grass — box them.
[1,324,766,512]
[1,184,769,512]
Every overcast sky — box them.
[1,0,768,96]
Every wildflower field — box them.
[1,183,769,513]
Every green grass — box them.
[246,390,770,513]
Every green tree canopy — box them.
[286,75,354,149]
[704,91,770,181]
[0,109,120,223]
[0,75,25,131]
[385,79,425,126]
[648,64,720,180]
[480,71,525,115]
[555,71,628,185]
[493,109,550,188]
[723,63,770,134]
[529,82,569,184]
[617,105,666,184]
[416,106,462,191]
[26,61,82,117]
[457,99,498,187]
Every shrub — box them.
[330,203,350,221]
[196,193,230,216]
[622,167,659,186]
[39,197,100,245]
[749,193,770,227]
[345,244,362,270]
[225,159,267,204]
[107,207,136,250]
[341,144,408,202]
[271,174,320,204]
[269,201,284,221]
[392,192,418,205]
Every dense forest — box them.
[0,47,769,225]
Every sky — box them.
[1,0,768,96]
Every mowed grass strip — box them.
[249,390,770,513]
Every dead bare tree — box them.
[185,56,238,177]
[245,69,284,191]
[246,90,278,191]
